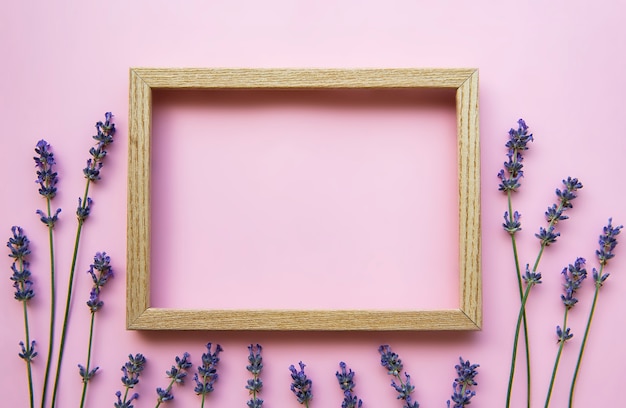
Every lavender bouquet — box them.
[499,119,622,407]
[6,113,116,408]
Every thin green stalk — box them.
[41,198,56,408]
[50,181,91,408]
[22,299,35,408]
[507,193,532,408]
[506,282,534,408]
[568,268,603,408]
[79,312,96,408]
[200,385,206,408]
[544,310,569,407]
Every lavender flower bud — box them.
[336,362,362,408]
[522,265,542,285]
[289,361,312,405]
[76,197,93,221]
[596,218,622,266]
[7,226,31,261]
[168,352,192,383]
[194,343,222,396]
[121,353,146,388]
[114,390,139,408]
[88,252,113,290]
[78,363,99,382]
[498,119,533,193]
[560,258,587,308]
[18,340,37,362]
[84,112,115,181]
[246,343,263,407]
[8,227,34,301]
[446,357,479,408]
[556,326,573,343]
[34,139,59,199]
[379,344,403,376]
[503,211,522,235]
[36,208,61,227]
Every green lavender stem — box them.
[50,180,91,408]
[506,281,535,408]
[22,299,35,408]
[200,387,206,408]
[506,193,532,408]
[544,310,569,407]
[41,198,56,408]
[79,312,96,408]
[568,266,604,407]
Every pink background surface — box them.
[1,1,625,407]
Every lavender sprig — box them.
[34,139,62,408]
[534,177,583,251]
[378,345,419,408]
[543,258,587,407]
[194,342,222,408]
[245,344,263,408]
[51,112,115,408]
[155,352,192,407]
[569,219,622,407]
[79,253,114,408]
[115,353,146,408]
[499,119,534,408]
[336,362,362,408]
[289,361,313,407]
[446,357,479,408]
[7,226,36,408]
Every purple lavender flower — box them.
[592,218,623,286]
[289,361,313,406]
[114,390,139,408]
[534,177,583,246]
[446,357,479,408]
[156,352,192,405]
[83,112,115,182]
[596,218,622,267]
[194,343,222,397]
[379,345,419,408]
[497,119,533,193]
[84,252,113,311]
[246,344,263,408]
[113,354,145,407]
[561,258,587,309]
[522,265,542,285]
[121,353,147,389]
[7,226,31,261]
[8,227,34,302]
[503,211,522,235]
[34,139,59,199]
[76,196,93,221]
[88,252,113,291]
[556,326,573,342]
[19,340,37,362]
[78,363,99,383]
[336,362,363,408]
[379,344,403,376]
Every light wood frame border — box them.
[127,68,480,331]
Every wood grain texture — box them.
[127,67,481,331]
[130,67,476,89]
[127,309,478,331]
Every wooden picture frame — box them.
[127,67,480,330]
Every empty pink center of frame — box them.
[150,88,460,311]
